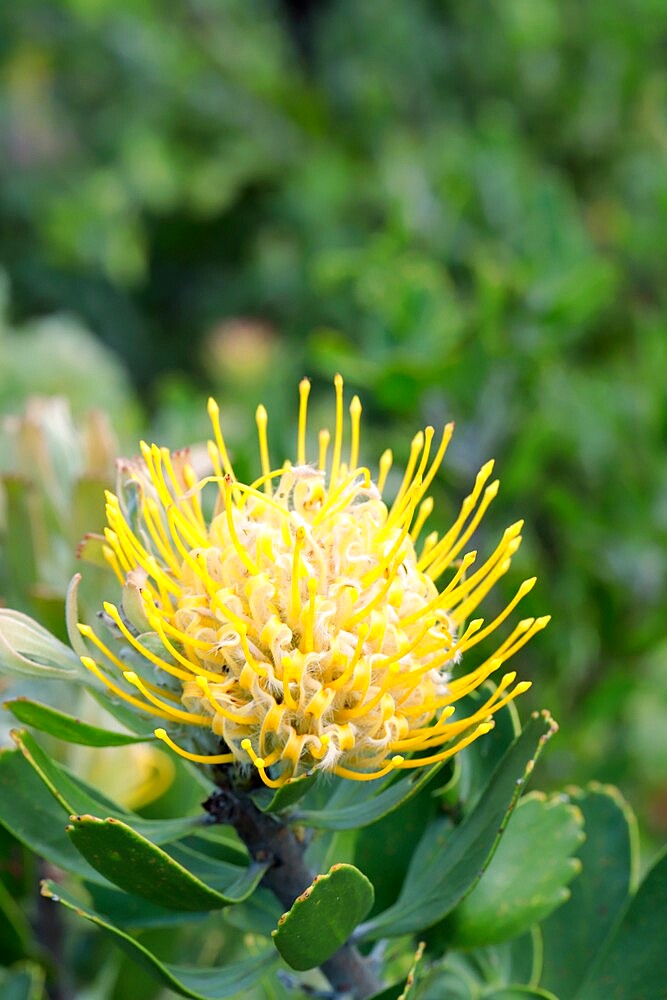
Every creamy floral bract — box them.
[77,377,547,788]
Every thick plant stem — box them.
[205,782,381,999]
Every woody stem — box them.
[204,781,381,999]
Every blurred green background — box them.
[1,0,665,843]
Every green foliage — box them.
[576,847,667,1000]
[358,713,557,941]
[439,794,584,948]
[66,816,266,911]
[1,1,666,993]
[3,697,154,746]
[1,623,664,997]
[41,881,277,1000]
[272,863,374,970]
[0,878,32,966]
[293,755,449,831]
[0,964,45,1000]
[539,784,637,996]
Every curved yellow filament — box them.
[155,728,234,764]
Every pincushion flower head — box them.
[77,377,548,788]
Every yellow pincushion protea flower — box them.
[77,377,548,788]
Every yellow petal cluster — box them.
[78,377,547,788]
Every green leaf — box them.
[0,748,108,882]
[0,609,81,678]
[367,985,405,1000]
[250,772,315,813]
[456,687,521,814]
[294,758,448,830]
[539,784,637,998]
[484,990,558,999]
[4,697,154,746]
[357,711,558,941]
[0,824,33,898]
[11,728,201,844]
[414,954,477,1000]
[443,792,584,948]
[0,963,45,1000]
[67,816,266,911]
[224,887,283,937]
[0,878,32,964]
[85,882,206,929]
[41,880,277,1000]
[354,767,443,915]
[272,863,374,971]
[183,827,248,867]
[575,845,667,1000]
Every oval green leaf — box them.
[272,863,374,971]
[444,792,584,948]
[66,815,266,911]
